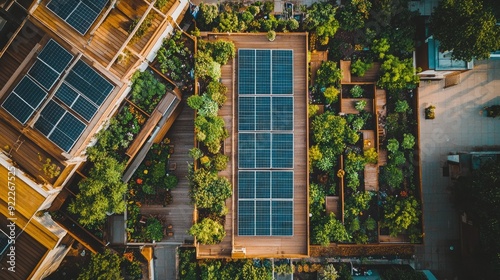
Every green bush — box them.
[381,164,404,188]
[309,104,319,118]
[350,85,364,98]
[316,61,342,88]
[355,100,367,111]
[364,148,378,164]
[387,138,399,153]
[144,217,164,242]
[351,117,365,131]
[205,81,227,107]
[189,147,204,160]
[395,100,410,113]
[402,133,415,149]
[323,86,340,104]
[207,40,236,65]
[213,153,229,171]
[189,218,226,244]
[351,59,372,77]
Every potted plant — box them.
[425,105,435,119]
[267,30,276,42]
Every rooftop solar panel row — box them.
[1,77,48,124]
[237,48,295,236]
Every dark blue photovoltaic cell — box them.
[238,97,254,131]
[272,171,293,199]
[256,201,270,235]
[255,171,270,198]
[1,77,48,124]
[272,50,293,94]
[255,50,271,94]
[238,171,255,199]
[34,100,65,135]
[272,201,293,235]
[38,40,74,73]
[238,201,255,235]
[67,60,114,105]
[255,97,271,130]
[272,133,293,168]
[82,0,108,12]
[238,50,255,94]
[255,133,270,168]
[28,60,59,90]
[272,97,293,130]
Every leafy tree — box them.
[372,38,390,59]
[323,86,340,104]
[309,104,319,118]
[388,150,405,166]
[377,55,419,91]
[189,218,226,245]
[312,213,351,246]
[304,2,340,45]
[205,81,228,107]
[218,12,240,32]
[241,11,254,23]
[77,250,123,280]
[338,0,372,31]
[263,1,274,14]
[312,112,348,156]
[195,51,221,81]
[287,18,299,30]
[208,40,236,65]
[194,115,228,153]
[383,196,421,237]
[68,157,127,227]
[189,168,232,213]
[198,3,219,27]
[213,153,229,171]
[430,0,500,61]
[316,61,342,88]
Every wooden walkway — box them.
[364,164,379,192]
[340,60,351,83]
[140,102,194,244]
[375,88,388,165]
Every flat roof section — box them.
[197,33,309,259]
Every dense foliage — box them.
[189,218,226,245]
[430,0,500,61]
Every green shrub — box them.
[351,117,365,131]
[402,133,415,149]
[323,86,340,104]
[355,100,367,111]
[189,147,204,160]
[395,100,410,113]
[316,61,342,88]
[189,218,226,244]
[364,148,378,164]
[387,138,399,153]
[142,184,155,195]
[213,154,229,171]
[187,95,204,110]
[208,40,236,65]
[144,217,164,242]
[365,217,377,231]
[309,104,319,118]
[350,85,364,98]
[351,59,372,77]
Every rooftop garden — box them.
[187,38,236,244]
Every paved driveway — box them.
[416,59,500,280]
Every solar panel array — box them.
[54,60,114,121]
[237,49,295,236]
[2,40,73,124]
[1,40,114,152]
[47,0,108,35]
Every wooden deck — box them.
[139,102,195,244]
[325,196,340,217]
[310,51,328,86]
[376,88,388,165]
[351,62,381,83]
[340,60,351,83]
[198,33,309,258]
[364,164,379,192]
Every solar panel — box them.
[66,60,114,105]
[28,60,60,90]
[238,133,293,169]
[47,0,108,35]
[34,100,86,152]
[55,83,98,121]
[38,40,74,73]
[1,77,48,124]
[237,171,294,236]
